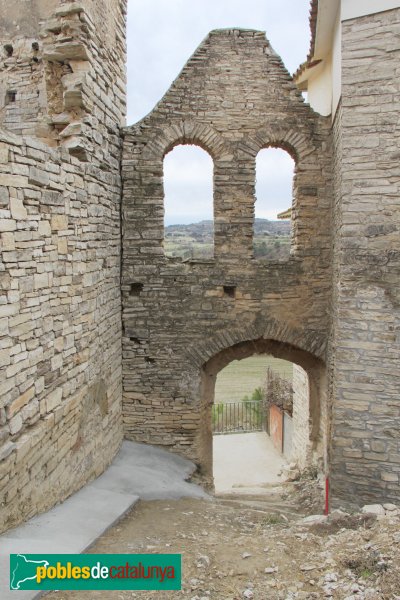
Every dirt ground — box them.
[45,479,400,600]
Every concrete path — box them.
[213,431,287,494]
[0,441,208,600]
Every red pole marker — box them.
[324,477,329,515]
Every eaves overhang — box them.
[294,0,340,88]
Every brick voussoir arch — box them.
[186,318,327,371]
[140,120,232,162]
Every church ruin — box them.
[1,0,399,532]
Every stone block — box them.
[38,220,51,236]
[51,215,68,231]
[35,377,45,394]
[0,174,28,188]
[57,238,68,254]
[34,273,49,290]
[0,441,15,461]
[0,143,9,163]
[370,440,386,453]
[43,42,89,63]
[22,400,39,421]
[51,354,63,371]
[8,387,35,418]
[0,303,18,318]
[46,388,63,413]
[361,504,385,516]
[0,219,16,232]
[9,413,23,435]
[1,232,15,251]
[0,186,9,206]
[28,167,50,187]
[10,197,27,220]
[0,348,11,368]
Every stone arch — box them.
[239,126,316,163]
[192,325,327,481]
[141,120,233,162]
[255,132,314,162]
[237,126,324,258]
[186,318,327,369]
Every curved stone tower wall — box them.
[0,0,126,533]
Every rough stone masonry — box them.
[0,0,399,534]
[121,28,333,482]
[0,0,126,533]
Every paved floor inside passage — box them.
[213,431,287,494]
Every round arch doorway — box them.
[212,353,291,494]
[198,338,327,488]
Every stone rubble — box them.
[43,489,400,600]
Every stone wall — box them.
[0,0,126,146]
[2,1,399,521]
[122,29,333,478]
[0,0,126,533]
[330,8,400,505]
[0,1,59,39]
[292,364,311,470]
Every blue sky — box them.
[126,0,310,224]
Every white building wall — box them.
[307,58,333,117]
[303,0,400,118]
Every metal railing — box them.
[212,400,265,435]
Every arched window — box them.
[254,147,295,260]
[163,144,214,260]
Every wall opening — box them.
[254,147,295,261]
[163,144,214,260]
[223,285,236,299]
[5,90,17,105]
[212,355,294,494]
[4,44,13,57]
[129,282,144,296]
[200,338,326,490]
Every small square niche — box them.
[223,285,236,298]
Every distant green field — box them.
[164,233,290,261]
[214,356,293,404]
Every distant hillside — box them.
[165,218,291,261]
[166,218,291,237]
[253,218,291,236]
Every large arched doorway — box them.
[198,338,327,488]
[212,354,293,493]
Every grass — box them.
[343,552,384,578]
[164,233,290,261]
[214,356,293,404]
[261,512,287,526]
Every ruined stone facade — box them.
[121,29,332,479]
[0,1,399,532]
